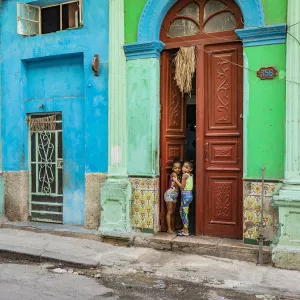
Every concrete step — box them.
[134,233,271,264]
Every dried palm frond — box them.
[173,46,196,95]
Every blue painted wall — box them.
[0,0,109,224]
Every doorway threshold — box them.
[134,232,271,264]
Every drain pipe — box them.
[0,0,4,217]
[257,166,266,266]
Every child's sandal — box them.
[176,232,190,237]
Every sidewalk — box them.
[1,220,270,263]
[0,228,300,298]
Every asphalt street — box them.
[0,259,298,300]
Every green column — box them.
[99,0,132,236]
[272,0,300,270]
[127,58,160,176]
[0,0,4,216]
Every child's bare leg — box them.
[166,202,174,234]
[171,202,176,231]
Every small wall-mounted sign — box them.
[257,67,277,80]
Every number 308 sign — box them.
[257,67,277,80]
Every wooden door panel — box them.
[201,42,243,238]
[208,141,238,165]
[160,51,186,231]
[204,175,240,237]
[206,47,240,134]
[166,141,185,165]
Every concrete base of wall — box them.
[272,245,300,271]
[84,173,106,230]
[99,178,132,236]
[272,189,300,271]
[4,171,29,222]
[0,174,5,216]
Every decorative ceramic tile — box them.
[250,182,278,196]
[130,177,157,231]
[243,181,281,243]
[130,178,158,191]
[244,196,256,210]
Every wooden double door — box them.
[160,42,243,238]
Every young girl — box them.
[164,159,182,234]
[173,160,193,237]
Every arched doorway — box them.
[159,0,244,238]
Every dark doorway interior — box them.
[186,107,196,234]
[185,78,196,235]
[174,77,197,234]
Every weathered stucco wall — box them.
[1,0,109,224]
[0,0,4,216]
[261,0,287,25]
[127,58,160,176]
[244,44,286,179]
[4,171,29,221]
[124,0,147,44]
[84,173,106,229]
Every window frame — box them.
[17,3,42,36]
[17,0,83,37]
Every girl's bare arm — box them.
[173,174,188,189]
[170,172,177,179]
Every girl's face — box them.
[173,163,181,174]
[182,162,192,174]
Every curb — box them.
[0,225,271,265]
[1,223,103,243]
[0,243,98,268]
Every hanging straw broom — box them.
[173,46,196,95]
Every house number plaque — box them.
[257,67,277,80]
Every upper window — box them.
[17,1,83,36]
[161,0,243,41]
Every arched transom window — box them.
[161,0,243,42]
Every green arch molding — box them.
[137,0,265,42]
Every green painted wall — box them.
[124,0,147,44]
[261,0,287,25]
[127,58,160,176]
[124,0,288,44]
[245,44,286,179]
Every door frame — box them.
[160,37,244,236]
[28,112,64,224]
[195,44,205,235]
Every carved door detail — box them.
[160,51,186,231]
[202,42,243,238]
